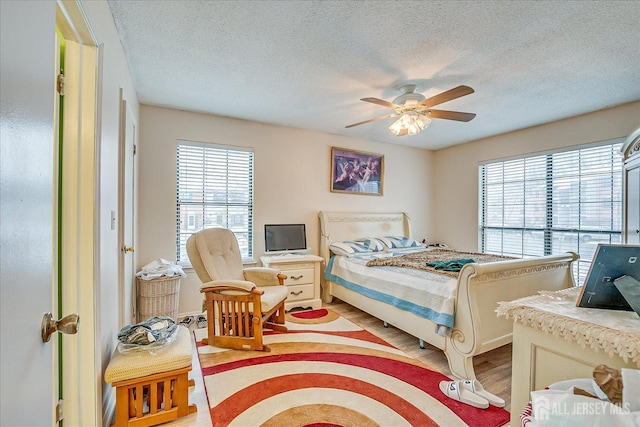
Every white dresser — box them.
[260,254,324,311]
[498,287,640,426]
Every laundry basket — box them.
[137,275,181,322]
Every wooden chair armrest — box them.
[199,280,256,293]
[243,267,287,287]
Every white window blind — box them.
[480,141,623,284]
[176,142,254,265]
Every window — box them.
[480,140,623,284]
[176,141,254,265]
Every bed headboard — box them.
[318,211,412,263]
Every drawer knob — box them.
[290,290,303,296]
[291,275,303,280]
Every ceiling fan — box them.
[346,84,476,136]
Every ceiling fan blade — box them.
[345,113,399,128]
[426,109,476,122]
[418,85,474,108]
[361,97,399,109]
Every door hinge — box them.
[57,73,65,96]
[133,144,137,155]
[56,399,63,422]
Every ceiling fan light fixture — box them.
[388,111,431,136]
[415,113,431,130]
[388,117,405,136]
[347,85,474,134]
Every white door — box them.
[0,1,58,424]
[120,95,138,326]
[1,2,100,425]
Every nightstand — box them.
[260,254,324,311]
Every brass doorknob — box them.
[41,313,79,342]
[122,245,135,253]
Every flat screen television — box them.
[576,244,640,312]
[264,224,307,253]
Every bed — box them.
[318,211,579,380]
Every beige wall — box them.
[139,102,640,317]
[432,101,640,251]
[138,105,434,315]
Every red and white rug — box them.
[195,308,509,426]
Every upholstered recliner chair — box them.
[186,228,288,351]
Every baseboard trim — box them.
[103,388,116,427]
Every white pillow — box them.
[329,238,385,256]
[378,236,422,249]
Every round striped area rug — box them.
[194,309,509,427]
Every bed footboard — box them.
[318,211,580,380]
[445,252,579,379]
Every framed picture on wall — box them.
[330,147,384,196]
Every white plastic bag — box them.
[117,316,178,355]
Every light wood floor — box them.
[162,299,513,426]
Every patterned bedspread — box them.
[365,249,516,278]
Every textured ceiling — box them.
[108,0,640,150]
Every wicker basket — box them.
[137,276,181,322]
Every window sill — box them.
[180,259,257,272]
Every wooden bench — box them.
[105,326,197,427]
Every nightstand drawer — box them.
[260,254,323,311]
[282,268,314,285]
[286,284,315,302]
